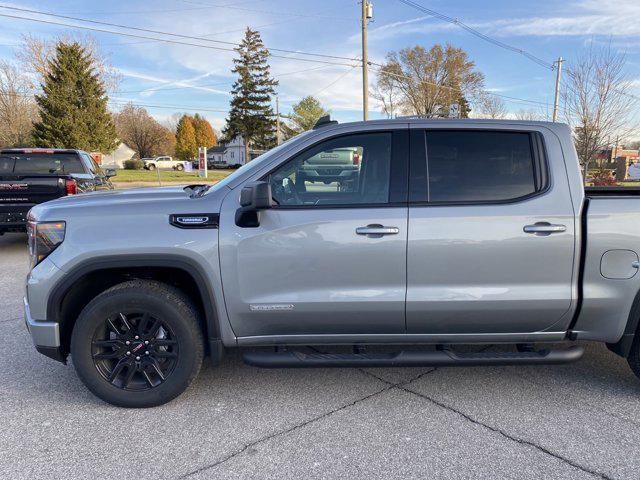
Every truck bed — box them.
[585,186,640,196]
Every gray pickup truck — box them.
[23,117,640,407]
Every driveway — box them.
[1,231,640,479]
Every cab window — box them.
[268,132,392,206]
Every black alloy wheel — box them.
[91,312,178,391]
[71,280,204,408]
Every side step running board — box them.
[243,346,584,369]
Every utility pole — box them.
[361,1,372,121]
[552,56,563,122]
[276,96,282,146]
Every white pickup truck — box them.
[142,156,184,171]
[23,117,640,407]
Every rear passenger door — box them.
[406,126,576,335]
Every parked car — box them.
[295,146,360,191]
[143,156,184,171]
[23,117,640,407]
[0,148,115,234]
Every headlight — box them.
[27,220,66,268]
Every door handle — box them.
[523,222,566,236]
[356,224,399,236]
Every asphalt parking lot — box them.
[3,232,640,479]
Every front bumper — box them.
[24,297,65,362]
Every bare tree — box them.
[114,104,175,158]
[161,112,184,134]
[0,61,38,147]
[475,94,507,119]
[374,43,484,118]
[17,33,120,91]
[562,43,638,180]
[514,108,545,121]
[370,63,401,118]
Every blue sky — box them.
[0,0,638,130]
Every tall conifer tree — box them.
[223,28,277,161]
[32,42,117,151]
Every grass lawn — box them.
[112,169,232,184]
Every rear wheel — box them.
[71,280,204,408]
[175,163,184,171]
[627,332,640,381]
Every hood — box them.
[30,184,229,222]
[44,185,192,208]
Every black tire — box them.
[175,164,184,171]
[148,164,156,170]
[627,334,640,381]
[71,280,204,408]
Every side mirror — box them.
[105,168,117,178]
[239,181,272,209]
[236,181,273,228]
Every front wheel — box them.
[71,280,204,408]
[147,164,156,170]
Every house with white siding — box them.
[206,135,264,168]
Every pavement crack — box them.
[358,367,437,387]
[400,384,613,480]
[359,348,612,480]
[176,383,395,479]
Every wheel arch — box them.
[607,287,640,357]
[48,255,220,357]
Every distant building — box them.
[99,142,136,169]
[206,135,264,167]
[596,148,639,167]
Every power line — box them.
[312,65,359,96]
[0,5,362,63]
[0,12,358,67]
[108,99,231,114]
[394,0,554,70]
[179,0,359,22]
[117,65,336,94]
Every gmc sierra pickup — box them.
[23,117,640,407]
[0,148,115,234]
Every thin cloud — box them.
[117,68,229,96]
[360,0,640,42]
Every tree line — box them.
[0,28,635,173]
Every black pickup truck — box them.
[0,148,116,234]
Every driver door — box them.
[219,128,409,339]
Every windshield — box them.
[205,132,312,194]
[0,153,85,174]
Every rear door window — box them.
[81,153,104,175]
[4,153,85,174]
[426,131,539,202]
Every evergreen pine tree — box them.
[32,42,117,152]
[175,114,197,160]
[223,28,278,161]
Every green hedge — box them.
[123,159,145,170]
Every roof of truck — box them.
[0,148,84,154]
[314,116,568,130]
